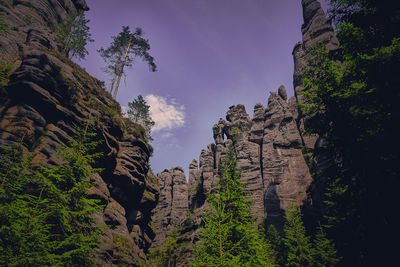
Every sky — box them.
[80,0,328,177]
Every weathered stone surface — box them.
[151,167,188,248]
[183,86,312,232]
[278,84,288,101]
[149,3,338,263]
[262,91,311,230]
[0,1,159,266]
[292,0,339,149]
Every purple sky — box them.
[81,0,328,176]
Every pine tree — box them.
[53,10,94,59]
[98,26,156,98]
[264,224,285,266]
[301,1,400,264]
[0,126,103,266]
[283,205,313,267]
[193,148,276,266]
[312,225,340,267]
[127,95,155,141]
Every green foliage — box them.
[1,0,13,6]
[127,95,155,142]
[230,126,240,143]
[193,148,276,266]
[264,224,285,266]
[300,1,400,265]
[53,10,94,59]
[0,126,103,266]
[312,226,340,267]
[283,205,313,267]
[98,26,156,98]
[146,235,178,267]
[0,62,12,87]
[0,18,9,34]
[23,7,36,23]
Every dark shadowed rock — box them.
[0,1,159,265]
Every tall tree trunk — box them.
[113,41,131,99]
[109,60,120,95]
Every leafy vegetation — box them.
[0,62,12,87]
[53,10,94,59]
[145,235,179,267]
[0,18,9,34]
[0,126,103,266]
[300,0,400,265]
[98,26,156,98]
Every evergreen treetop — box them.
[193,148,276,267]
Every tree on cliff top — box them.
[53,11,93,59]
[98,26,157,99]
[193,148,276,266]
[127,95,155,141]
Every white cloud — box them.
[121,106,129,118]
[145,94,185,132]
[161,132,173,138]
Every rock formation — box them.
[187,86,312,231]
[151,167,188,248]
[292,0,339,148]
[149,2,339,264]
[0,1,159,266]
[150,86,313,266]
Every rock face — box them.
[149,0,338,264]
[151,167,188,248]
[0,1,159,266]
[292,0,339,148]
[188,86,312,231]
[149,87,313,266]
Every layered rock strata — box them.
[188,86,312,231]
[151,167,188,248]
[0,1,159,266]
[150,86,313,266]
[149,0,338,264]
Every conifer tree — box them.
[301,0,400,265]
[98,26,156,99]
[283,205,313,267]
[312,225,340,267]
[265,224,285,266]
[0,126,103,266]
[193,148,276,266]
[53,10,94,59]
[127,95,155,141]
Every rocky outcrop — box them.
[148,0,335,263]
[149,86,313,266]
[0,1,159,266]
[292,0,339,148]
[186,86,312,231]
[151,167,188,248]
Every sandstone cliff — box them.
[292,0,339,148]
[151,167,188,248]
[150,1,338,265]
[187,86,312,232]
[0,1,159,265]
